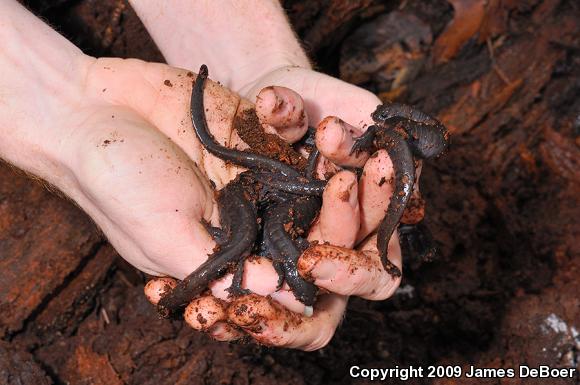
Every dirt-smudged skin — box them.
[159,65,327,314]
[191,65,325,196]
[157,175,259,315]
[263,195,321,306]
[351,102,449,277]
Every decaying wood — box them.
[0,340,52,385]
[0,165,102,337]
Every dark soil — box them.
[2,0,579,384]
[234,108,308,170]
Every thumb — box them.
[240,66,381,127]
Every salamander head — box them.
[372,102,436,125]
[371,102,413,124]
[372,102,450,159]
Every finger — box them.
[87,58,246,188]
[208,322,245,341]
[315,116,369,168]
[308,170,360,248]
[241,66,380,128]
[357,149,394,242]
[208,257,309,315]
[148,278,244,341]
[227,293,347,351]
[183,296,244,341]
[183,296,227,331]
[255,86,308,143]
[144,277,177,305]
[297,235,402,301]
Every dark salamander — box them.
[191,65,325,196]
[350,102,449,277]
[263,195,321,306]
[158,173,259,315]
[160,64,448,314]
[159,66,325,314]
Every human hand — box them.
[0,30,402,349]
[0,0,407,351]
[143,64,409,350]
[126,0,413,350]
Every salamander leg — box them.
[201,219,229,246]
[226,259,252,297]
[350,125,377,155]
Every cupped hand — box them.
[142,65,408,350]
[2,0,409,353]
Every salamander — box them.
[350,102,449,277]
[191,65,325,196]
[263,195,321,306]
[159,66,325,314]
[157,173,259,315]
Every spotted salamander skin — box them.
[157,175,258,315]
[263,195,321,306]
[191,64,325,196]
[351,102,449,277]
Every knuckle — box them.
[366,275,402,301]
[303,325,336,351]
[350,267,368,291]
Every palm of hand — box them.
[65,58,247,279]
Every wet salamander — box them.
[350,102,449,277]
[263,195,322,306]
[191,65,325,196]
[158,173,259,315]
[159,66,324,313]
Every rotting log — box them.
[0,164,102,337]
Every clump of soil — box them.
[234,108,308,170]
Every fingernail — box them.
[303,306,314,317]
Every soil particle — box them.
[196,313,207,325]
[338,188,350,202]
[234,109,307,170]
[234,303,248,317]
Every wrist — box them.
[129,0,311,91]
[0,1,93,189]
